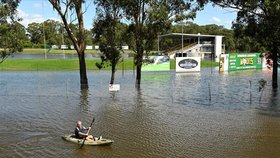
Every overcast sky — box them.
[17,0,237,30]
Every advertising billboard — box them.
[228,53,263,71]
[176,57,201,72]
[141,55,170,71]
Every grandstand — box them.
[158,33,224,62]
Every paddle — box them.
[80,116,95,148]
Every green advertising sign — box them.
[228,53,263,71]
[142,56,170,71]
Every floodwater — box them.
[0,69,280,158]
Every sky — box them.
[17,0,237,30]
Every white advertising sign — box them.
[176,57,201,72]
[109,84,120,91]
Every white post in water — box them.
[214,36,223,62]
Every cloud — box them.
[32,3,42,9]
[210,17,222,23]
[209,17,233,25]
[32,2,51,9]
[17,9,44,26]
[17,9,29,19]
[224,20,232,25]
[33,14,43,19]
[16,9,59,27]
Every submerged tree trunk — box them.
[78,51,88,89]
[272,48,278,89]
[110,64,116,85]
[135,64,142,88]
[49,0,88,90]
[135,45,143,89]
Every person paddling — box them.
[75,120,94,141]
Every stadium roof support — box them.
[158,33,221,39]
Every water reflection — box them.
[258,88,280,117]
[79,89,89,112]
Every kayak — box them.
[62,134,114,146]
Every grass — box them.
[0,59,133,71]
[20,48,135,55]
[0,59,218,71]
[3,48,219,71]
[0,58,218,71]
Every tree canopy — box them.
[204,0,280,88]
[93,0,126,84]
[117,0,203,88]
[0,0,24,63]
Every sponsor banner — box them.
[228,53,263,71]
[176,57,201,72]
[142,55,170,71]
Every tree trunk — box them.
[272,49,278,89]
[110,64,116,85]
[135,64,142,89]
[135,46,143,89]
[78,51,88,89]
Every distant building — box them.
[94,45,130,50]
[51,45,59,49]
[61,45,68,50]
[158,33,225,62]
[86,45,93,50]
[121,46,129,50]
[94,45,99,50]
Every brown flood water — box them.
[0,69,280,158]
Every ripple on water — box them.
[0,70,280,157]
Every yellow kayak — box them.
[62,134,114,146]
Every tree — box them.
[0,0,23,63]
[93,0,124,85]
[27,20,68,47]
[48,0,89,89]
[119,0,201,88]
[27,22,44,44]
[205,0,280,88]
[43,19,63,45]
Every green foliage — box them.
[117,0,204,86]
[206,0,280,88]
[26,20,89,46]
[93,0,125,84]
[0,0,23,63]
[26,22,44,44]
[0,0,20,22]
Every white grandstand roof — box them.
[158,33,223,38]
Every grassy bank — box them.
[0,59,218,71]
[21,48,136,55]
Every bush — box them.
[22,41,33,48]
